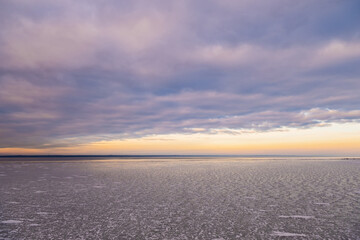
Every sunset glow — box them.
[1,0,360,156]
[1,123,359,156]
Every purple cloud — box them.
[0,0,360,148]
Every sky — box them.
[0,0,360,155]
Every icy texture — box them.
[0,158,360,239]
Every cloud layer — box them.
[1,0,360,149]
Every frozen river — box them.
[1,157,360,239]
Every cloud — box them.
[0,10,175,75]
[188,39,360,73]
[310,40,360,67]
[0,0,360,149]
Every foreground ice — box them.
[0,157,359,239]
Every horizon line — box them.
[0,154,347,158]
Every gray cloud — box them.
[0,0,360,149]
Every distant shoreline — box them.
[0,154,328,158]
[0,155,359,162]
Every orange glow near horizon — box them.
[1,122,360,156]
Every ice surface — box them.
[1,157,360,239]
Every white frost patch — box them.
[314,202,330,206]
[93,185,105,188]
[8,201,20,204]
[29,223,40,226]
[1,220,23,224]
[35,191,46,194]
[244,196,256,199]
[271,231,307,237]
[37,212,50,215]
[279,215,315,219]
